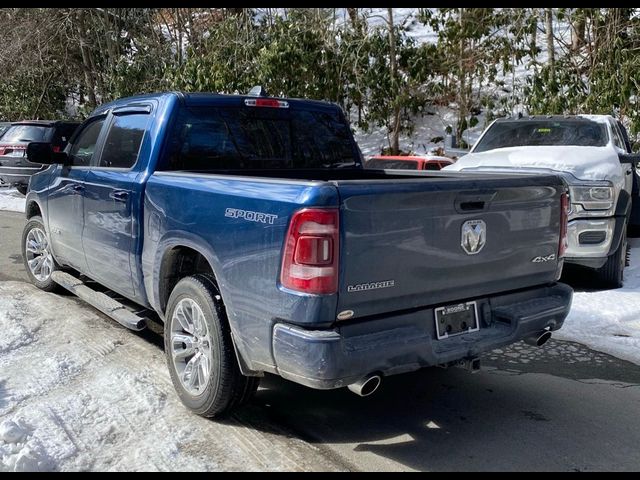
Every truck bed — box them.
[143,168,565,370]
[162,167,540,182]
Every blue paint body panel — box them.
[25,91,574,389]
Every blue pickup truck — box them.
[22,91,573,417]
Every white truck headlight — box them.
[569,184,614,210]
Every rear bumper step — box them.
[493,296,568,323]
[51,271,147,331]
[271,282,573,390]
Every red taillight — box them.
[281,208,339,294]
[0,144,26,156]
[52,146,61,153]
[559,192,569,257]
[244,98,290,108]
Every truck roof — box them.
[9,119,79,127]
[495,114,613,125]
[496,114,613,123]
[90,92,342,117]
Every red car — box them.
[365,155,454,171]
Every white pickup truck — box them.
[445,115,640,288]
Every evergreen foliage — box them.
[1,8,639,151]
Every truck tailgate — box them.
[336,174,565,318]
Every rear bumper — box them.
[0,165,43,186]
[272,283,573,389]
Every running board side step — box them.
[51,271,147,331]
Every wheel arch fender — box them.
[152,230,224,314]
[153,231,262,377]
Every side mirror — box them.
[26,142,67,165]
[618,153,640,164]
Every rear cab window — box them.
[159,102,358,171]
[1,124,53,143]
[365,159,419,170]
[423,162,441,171]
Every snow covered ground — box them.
[353,107,452,157]
[555,238,640,366]
[4,265,640,472]
[352,105,486,157]
[0,282,342,472]
[0,188,25,213]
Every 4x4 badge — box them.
[532,254,556,263]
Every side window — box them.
[52,124,78,149]
[68,119,105,167]
[423,162,440,171]
[61,124,79,146]
[609,120,625,151]
[97,114,148,169]
[615,122,632,153]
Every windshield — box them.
[161,105,358,171]
[473,120,608,153]
[1,124,52,143]
[365,158,418,170]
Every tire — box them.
[598,224,628,289]
[15,184,28,195]
[21,215,60,292]
[164,274,259,417]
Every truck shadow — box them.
[238,361,639,471]
[561,238,640,293]
[133,324,640,471]
[560,266,611,292]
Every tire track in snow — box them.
[0,282,345,471]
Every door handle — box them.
[71,184,85,193]
[109,190,129,202]
[454,191,497,213]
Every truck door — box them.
[82,109,150,296]
[47,117,106,272]
[616,121,640,229]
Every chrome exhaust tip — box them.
[524,330,552,347]
[348,374,382,397]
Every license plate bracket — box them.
[434,301,479,340]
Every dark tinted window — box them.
[474,120,608,153]
[97,114,148,169]
[161,105,357,171]
[52,123,79,147]
[423,162,441,170]
[365,158,419,170]
[68,119,105,167]
[1,125,52,143]
[609,119,629,152]
[0,124,10,139]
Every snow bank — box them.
[353,106,460,157]
[0,419,53,472]
[555,238,640,366]
[0,189,25,213]
[0,282,341,472]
